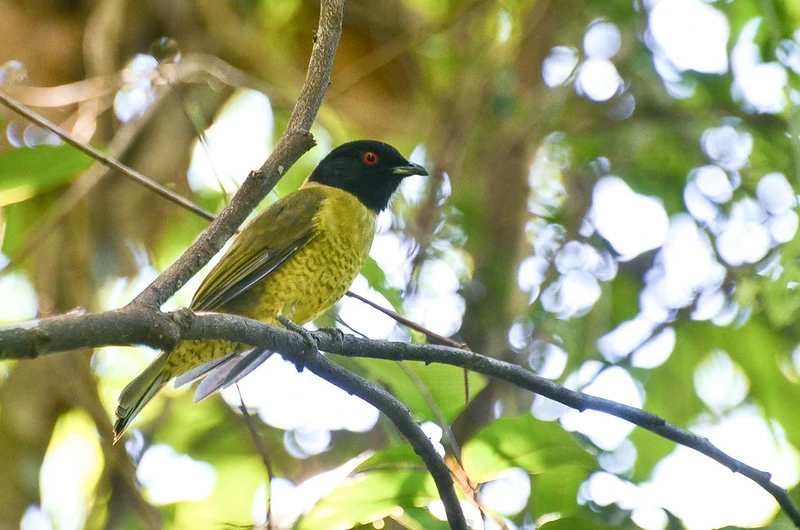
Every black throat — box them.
[309,166,404,212]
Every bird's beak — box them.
[392,162,428,177]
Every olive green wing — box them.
[190,187,325,312]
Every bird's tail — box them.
[113,352,171,443]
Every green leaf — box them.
[532,464,587,517]
[0,145,93,206]
[357,358,487,423]
[385,505,450,530]
[297,469,440,530]
[462,415,596,483]
[538,516,610,529]
[2,197,53,257]
[359,256,404,309]
[191,454,266,526]
[355,445,426,473]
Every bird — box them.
[113,140,427,442]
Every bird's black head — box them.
[308,140,428,212]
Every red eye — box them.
[362,151,379,166]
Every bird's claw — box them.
[319,327,345,351]
[278,316,318,372]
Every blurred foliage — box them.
[2,0,800,529]
[0,146,92,208]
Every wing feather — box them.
[191,188,325,311]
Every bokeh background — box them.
[2,0,800,528]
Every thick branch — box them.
[132,0,344,309]
[0,308,183,358]
[0,308,469,529]
[2,309,798,527]
[302,352,467,530]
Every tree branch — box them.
[0,307,471,529]
[131,0,344,309]
[3,309,799,527]
[2,1,343,307]
[302,350,468,530]
[0,307,184,358]
[0,90,217,222]
[318,333,800,528]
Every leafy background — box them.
[2,0,800,529]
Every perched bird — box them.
[114,140,427,441]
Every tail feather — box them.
[173,352,237,388]
[193,348,274,403]
[113,352,171,443]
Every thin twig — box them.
[0,90,216,222]
[300,351,468,530]
[5,75,119,107]
[9,92,173,264]
[344,290,472,403]
[237,386,274,530]
[316,332,800,528]
[335,314,465,465]
[344,290,468,349]
[397,363,463,463]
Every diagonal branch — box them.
[131,0,344,309]
[0,90,216,222]
[302,350,468,530]
[1,1,344,311]
[317,333,800,528]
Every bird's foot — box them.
[318,327,345,352]
[278,316,318,372]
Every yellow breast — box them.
[239,182,377,325]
